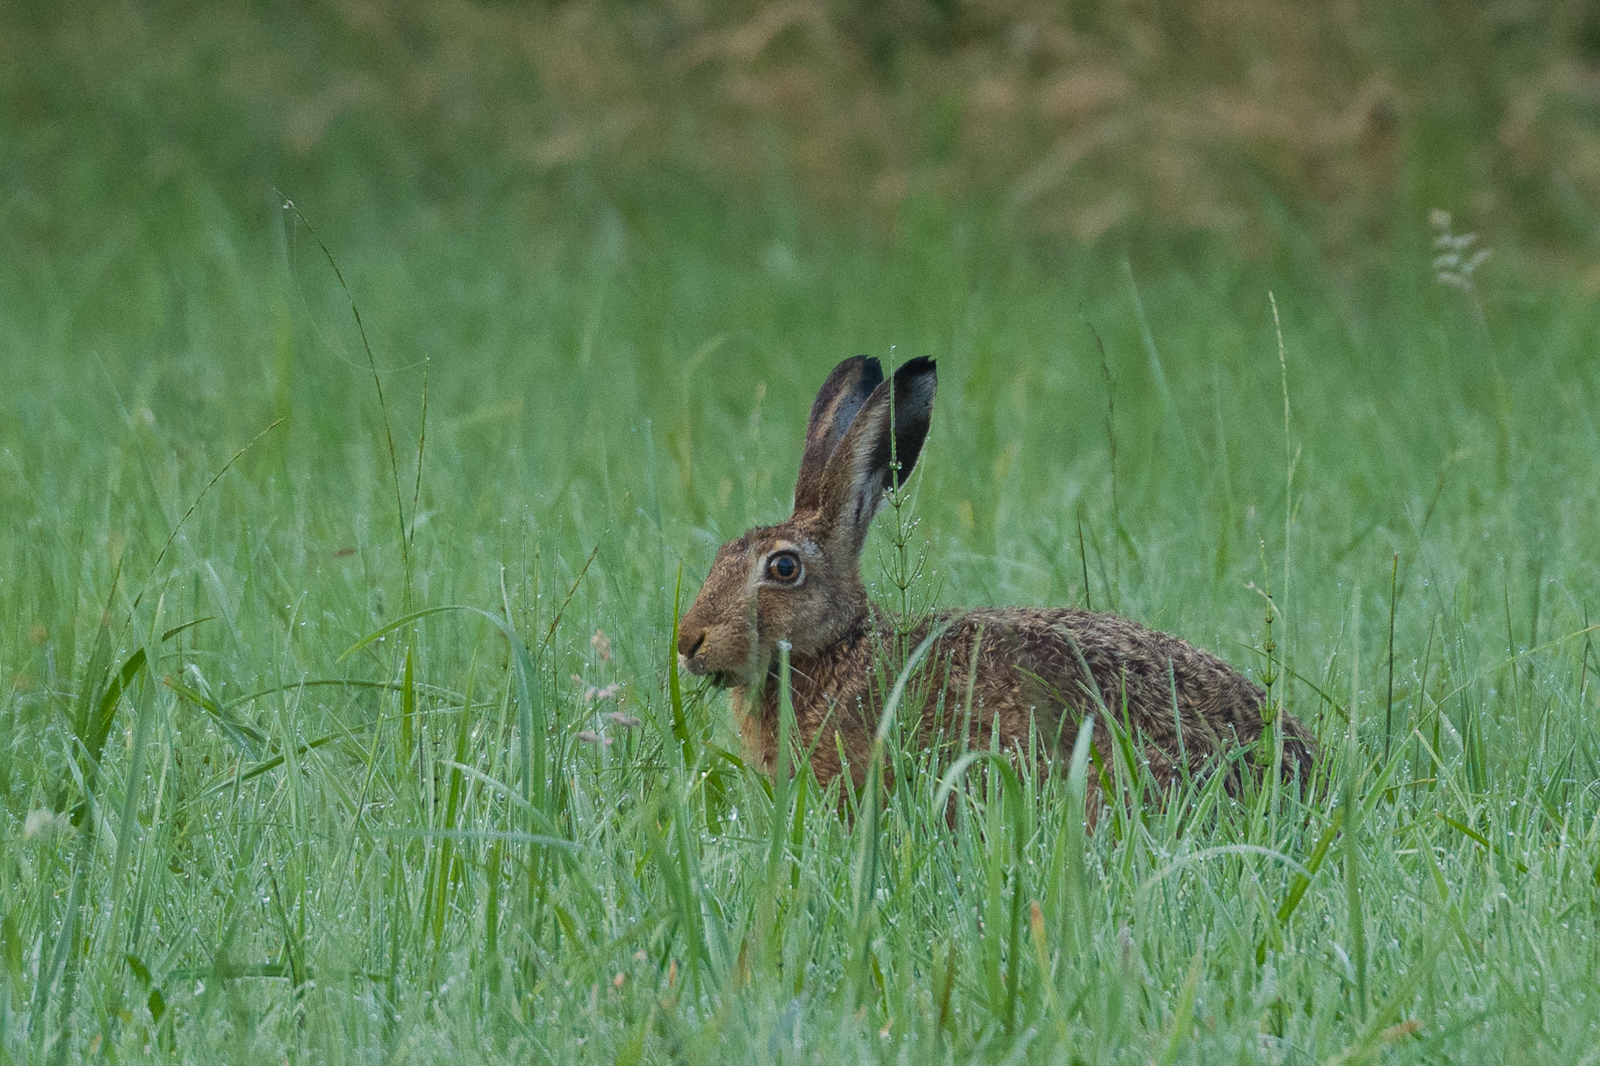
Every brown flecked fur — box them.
[678,356,1317,808]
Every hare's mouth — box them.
[706,671,737,688]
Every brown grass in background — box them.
[5,0,1600,272]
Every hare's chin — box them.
[706,671,738,689]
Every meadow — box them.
[6,5,1600,1063]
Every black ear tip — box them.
[892,357,937,398]
[821,354,884,392]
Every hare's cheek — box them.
[727,626,760,666]
[755,600,795,644]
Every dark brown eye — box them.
[765,551,802,584]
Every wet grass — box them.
[3,183,1600,1064]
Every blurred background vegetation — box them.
[6,0,1600,280]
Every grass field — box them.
[6,13,1600,1059]
[5,187,1599,1063]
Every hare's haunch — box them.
[678,356,1316,798]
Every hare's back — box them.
[920,607,1273,756]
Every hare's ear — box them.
[793,355,884,513]
[816,357,936,555]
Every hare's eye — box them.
[765,551,803,585]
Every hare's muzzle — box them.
[678,627,706,665]
[677,626,713,677]
[677,626,740,688]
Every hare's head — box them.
[678,356,937,686]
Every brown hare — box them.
[677,355,1317,805]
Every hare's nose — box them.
[680,629,707,660]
